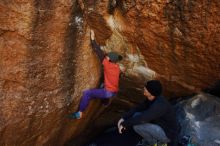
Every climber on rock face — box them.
[117,80,179,146]
[69,29,123,119]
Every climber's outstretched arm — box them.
[90,30,105,62]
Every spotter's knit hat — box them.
[145,80,162,96]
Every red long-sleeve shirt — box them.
[91,40,120,92]
[102,58,120,92]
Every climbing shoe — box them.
[68,111,81,119]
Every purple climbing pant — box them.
[79,88,116,112]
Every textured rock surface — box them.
[0,0,98,145]
[0,0,219,145]
[118,0,220,96]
